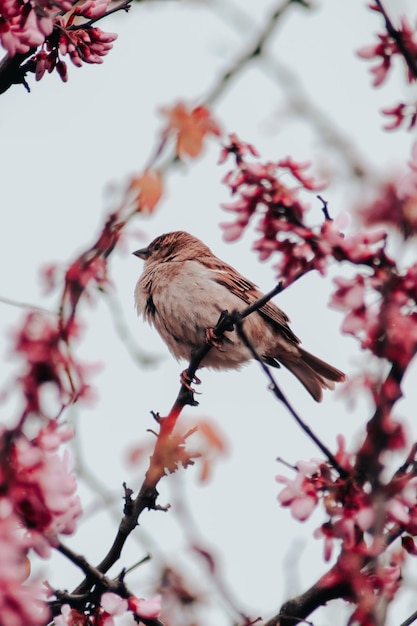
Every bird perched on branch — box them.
[134,231,345,401]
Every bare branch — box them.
[205,0,311,105]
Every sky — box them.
[1,0,417,624]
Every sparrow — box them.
[133,231,345,401]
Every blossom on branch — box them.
[276,460,320,521]
[382,102,417,131]
[356,143,417,237]
[0,421,81,626]
[0,0,119,85]
[3,421,81,550]
[13,312,90,415]
[0,0,73,57]
[357,15,417,87]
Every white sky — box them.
[1,0,417,624]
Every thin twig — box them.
[205,0,310,105]
[233,318,349,478]
[398,609,417,626]
[210,0,370,180]
[0,294,55,315]
[70,281,286,599]
[103,290,161,367]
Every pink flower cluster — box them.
[276,435,417,617]
[61,211,122,324]
[357,7,417,130]
[330,264,417,372]
[0,0,73,56]
[356,142,417,238]
[220,136,417,380]
[220,135,390,284]
[220,134,325,242]
[54,592,161,626]
[358,11,417,87]
[0,508,49,626]
[14,312,90,416]
[0,0,117,84]
[0,420,81,626]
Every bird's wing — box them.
[207,257,300,345]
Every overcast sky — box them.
[1,0,417,624]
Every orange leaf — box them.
[162,102,221,159]
[130,169,163,213]
[198,419,228,452]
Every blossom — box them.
[220,141,325,282]
[0,0,72,57]
[357,33,396,87]
[57,24,117,67]
[13,312,88,414]
[358,16,417,87]
[0,0,118,85]
[3,421,82,545]
[53,604,88,626]
[357,179,417,239]
[276,460,320,521]
[382,102,417,131]
[128,594,161,619]
[0,505,50,626]
[218,133,259,165]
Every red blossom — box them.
[0,0,72,57]
[127,594,161,620]
[277,156,326,191]
[220,138,325,277]
[218,133,259,165]
[0,0,118,84]
[357,179,417,239]
[57,23,117,68]
[381,102,417,131]
[0,422,81,626]
[276,460,322,522]
[4,421,81,545]
[358,16,417,87]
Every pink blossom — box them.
[218,133,259,165]
[357,33,397,87]
[357,177,417,239]
[128,594,162,619]
[0,508,50,626]
[5,421,82,542]
[73,0,111,19]
[330,276,366,311]
[53,604,87,626]
[100,592,128,616]
[276,460,320,521]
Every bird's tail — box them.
[282,348,346,402]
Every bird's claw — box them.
[205,327,224,351]
[180,370,202,392]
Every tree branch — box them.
[205,0,311,105]
[69,282,285,600]
[233,318,349,478]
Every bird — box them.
[133,231,345,401]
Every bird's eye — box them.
[153,243,161,251]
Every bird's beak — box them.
[133,247,150,260]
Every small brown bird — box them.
[134,231,345,401]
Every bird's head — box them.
[133,231,209,264]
